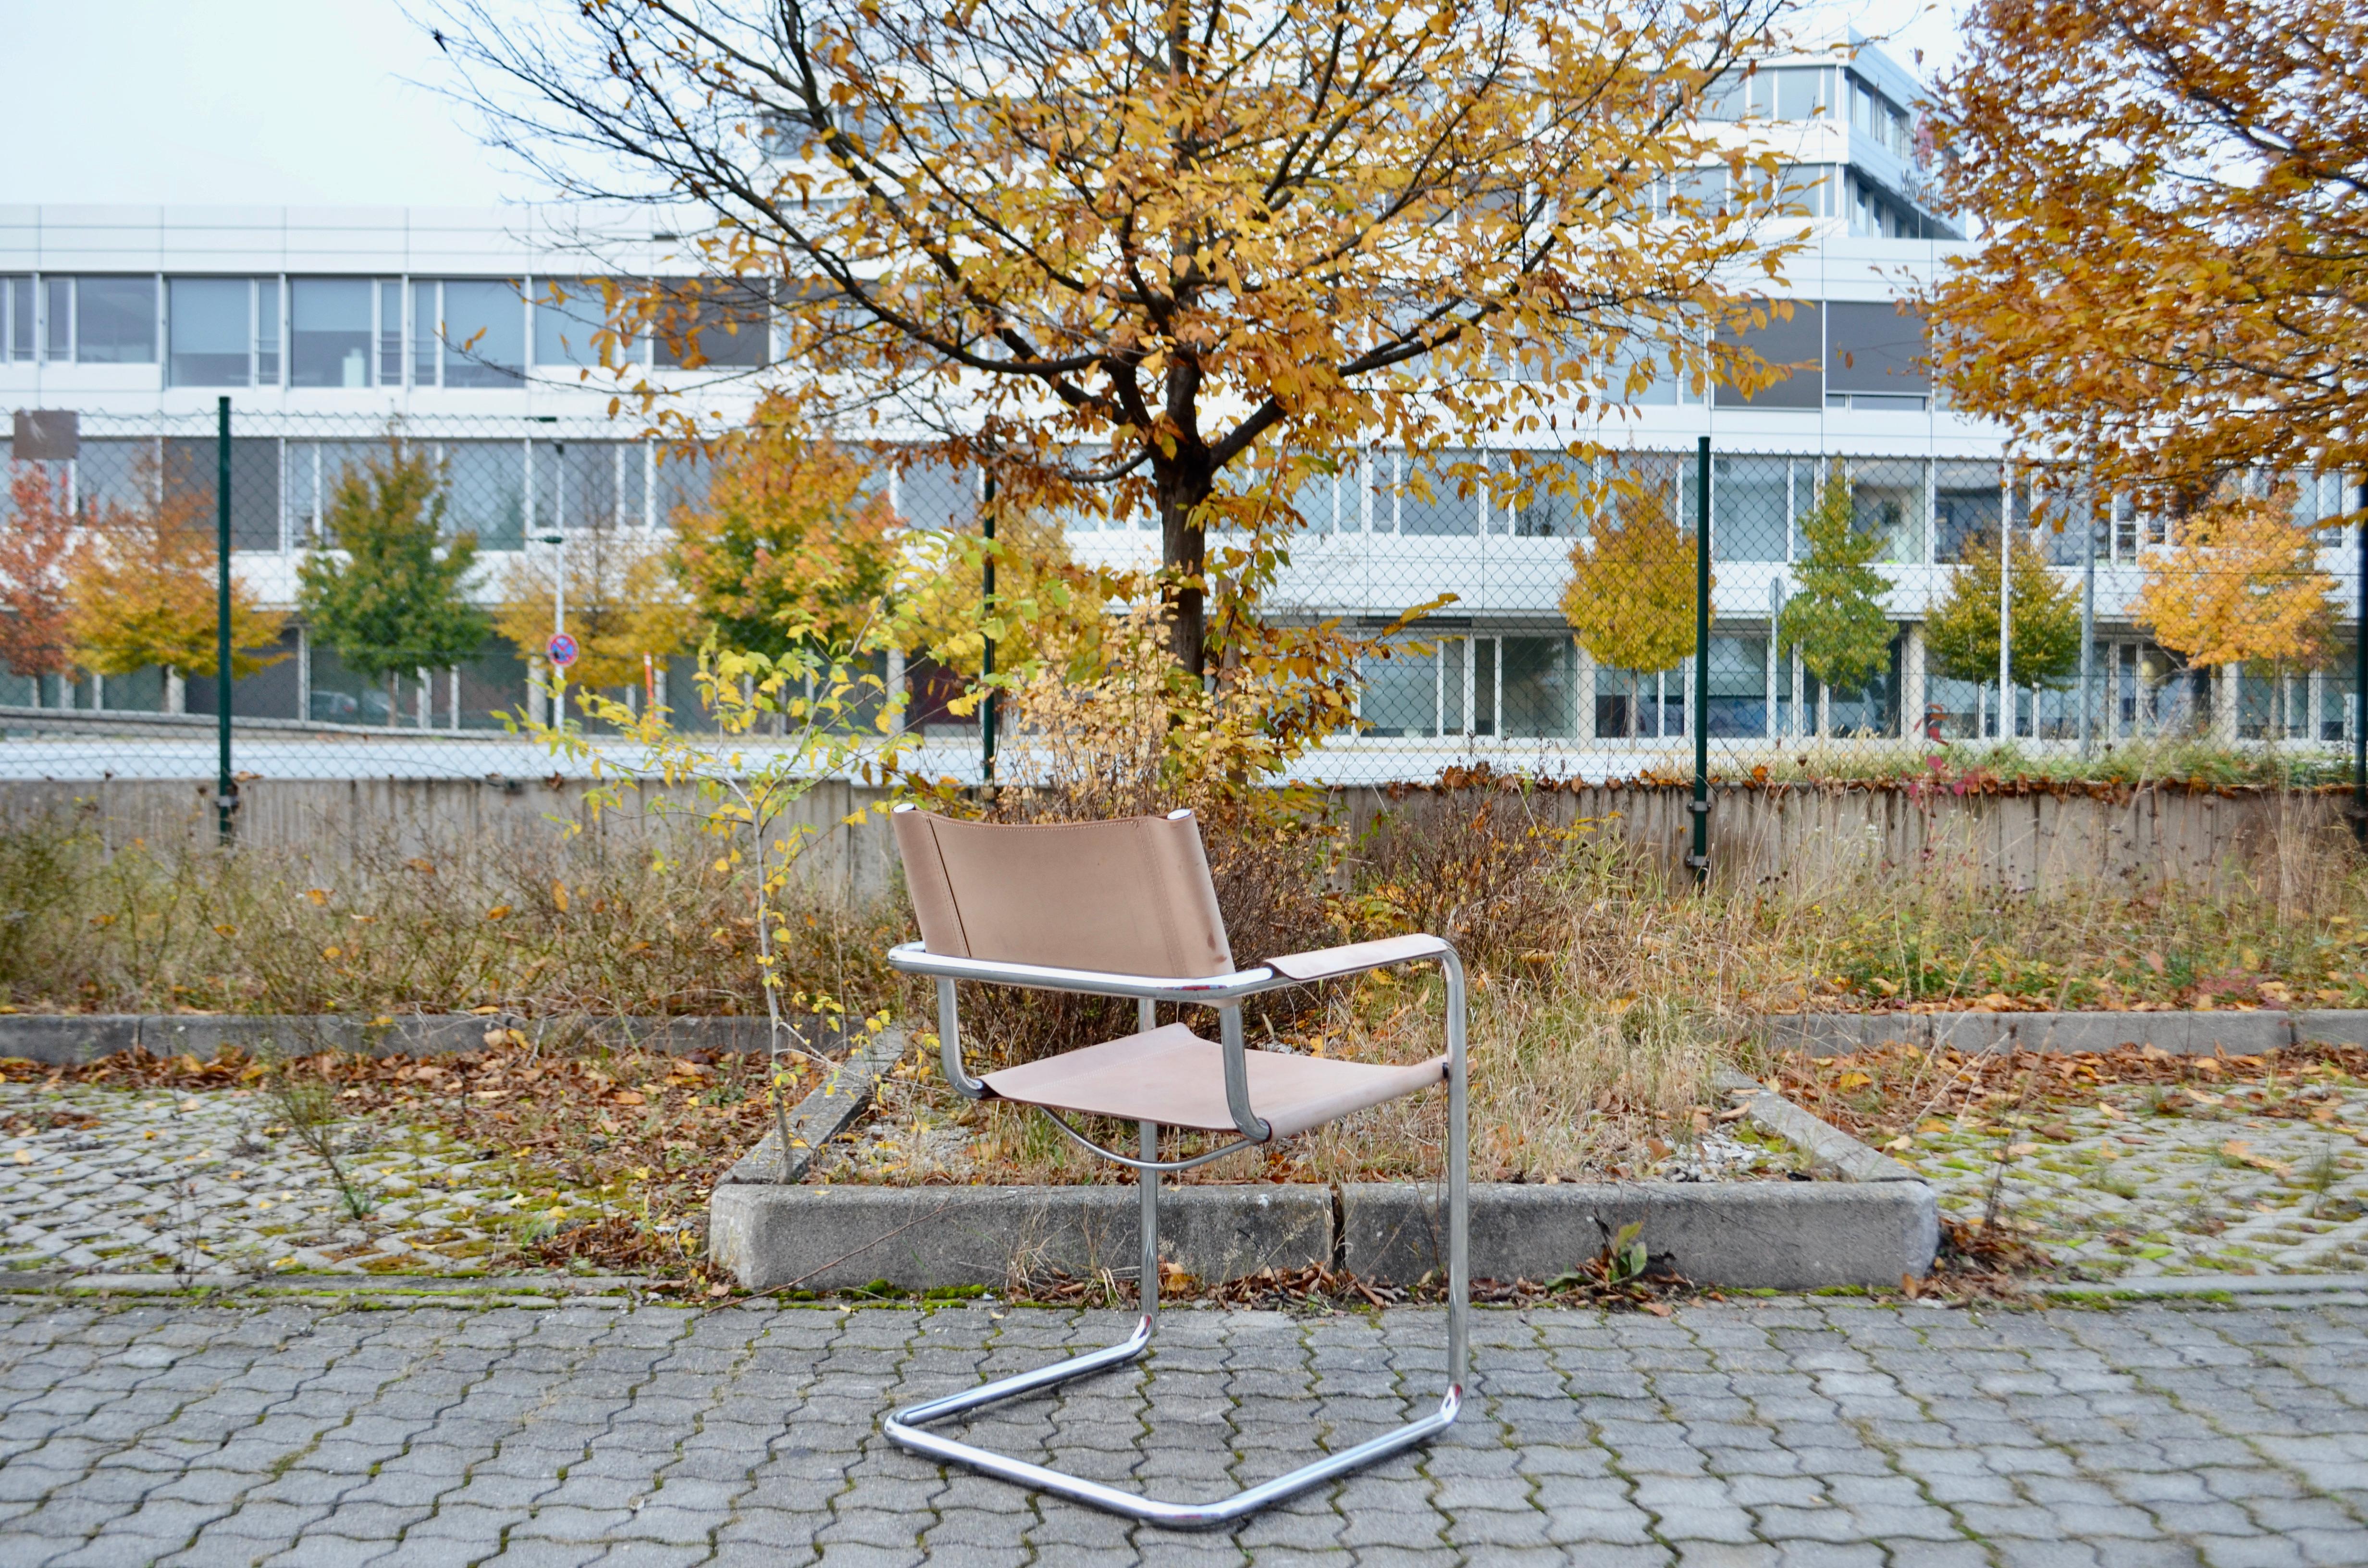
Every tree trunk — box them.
[387,671,400,727]
[1151,444,1214,678]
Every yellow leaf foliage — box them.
[64,451,285,681]
[2128,492,2339,671]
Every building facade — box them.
[0,38,2356,778]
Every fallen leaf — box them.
[613,1091,646,1106]
[1645,1136,1672,1160]
[484,905,512,922]
[2038,1123,2075,1141]
[1640,1302,1673,1318]
[11,1149,30,1164]
[2005,1143,2039,1158]
[1835,1071,1873,1090]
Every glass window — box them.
[892,458,974,532]
[1359,639,1437,737]
[285,441,386,544]
[168,278,250,386]
[1825,301,1928,404]
[1713,455,1789,562]
[1401,453,1479,536]
[291,278,374,388]
[443,441,527,549]
[74,439,152,517]
[1502,637,1577,737]
[1701,70,1745,122]
[75,277,157,363]
[256,280,280,384]
[534,279,613,368]
[1704,634,1769,737]
[1850,457,1928,563]
[654,445,714,528]
[1511,456,1587,538]
[1670,165,1727,214]
[1934,460,2002,564]
[3,277,28,362]
[43,278,70,360]
[439,280,526,388]
[163,437,281,551]
[1605,329,1680,404]
[1714,302,1821,408]
[1776,67,1826,121]
[379,281,404,385]
[532,441,628,530]
[651,277,770,369]
[411,281,438,386]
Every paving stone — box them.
[1,1298,2366,1564]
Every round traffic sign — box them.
[546,632,580,669]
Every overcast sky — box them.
[0,0,1965,209]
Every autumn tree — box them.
[1562,479,1696,737]
[667,412,899,659]
[1923,0,2367,492]
[1777,463,1890,735]
[297,441,492,727]
[0,464,79,685]
[64,457,284,693]
[434,0,1810,677]
[496,521,691,700]
[1924,530,2083,694]
[2130,490,2339,678]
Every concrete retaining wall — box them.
[5,774,2347,901]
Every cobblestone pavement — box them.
[1899,1067,2368,1279]
[1,1295,2364,1568]
[1,1084,619,1277]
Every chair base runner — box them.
[884,1312,1461,1530]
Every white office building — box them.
[0,37,2354,776]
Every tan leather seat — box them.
[983,1022,1445,1140]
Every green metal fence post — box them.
[215,395,234,846]
[1690,435,1710,885]
[2355,483,2365,846]
[981,471,998,787]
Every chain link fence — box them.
[0,404,2361,832]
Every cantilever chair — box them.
[883,803,1469,1529]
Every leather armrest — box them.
[1266,933,1450,982]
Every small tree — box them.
[65,458,284,690]
[0,464,79,684]
[1777,462,1891,735]
[1924,529,2083,696]
[667,413,899,660]
[2130,489,2338,683]
[496,521,690,702]
[1561,480,1697,737]
[297,441,492,726]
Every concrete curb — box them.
[2034,1275,2368,1299]
[715,1029,913,1186]
[1764,1009,2368,1057]
[1714,1069,1920,1182]
[709,1182,1335,1293]
[706,1177,1939,1293]
[0,1012,807,1065]
[5,1010,2359,1066]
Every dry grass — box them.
[0,806,910,1022]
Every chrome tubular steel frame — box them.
[882,943,1470,1529]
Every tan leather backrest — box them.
[893,808,1235,978]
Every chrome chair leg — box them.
[884,973,1471,1529]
